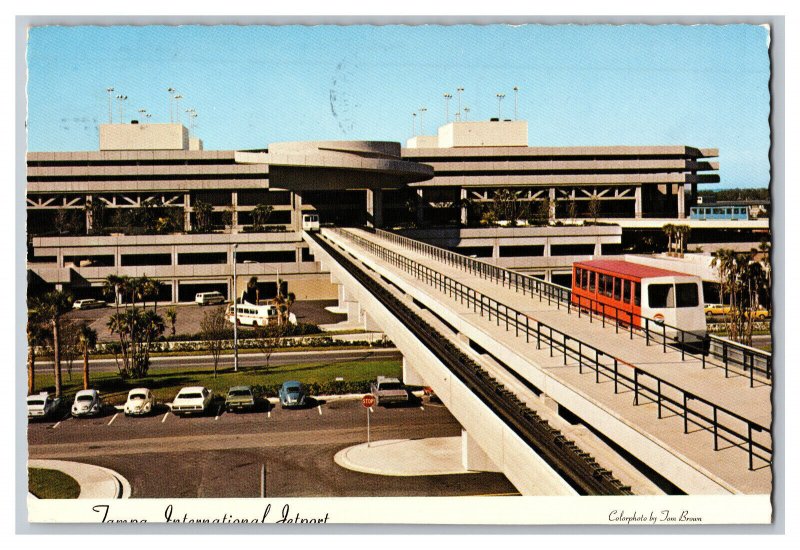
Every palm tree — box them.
[246,276,259,304]
[662,224,675,256]
[26,299,50,395]
[78,323,97,390]
[140,276,162,311]
[165,307,178,337]
[103,274,125,312]
[36,291,74,398]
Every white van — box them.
[195,291,225,306]
[225,302,278,327]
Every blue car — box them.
[278,381,307,409]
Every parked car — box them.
[27,392,60,419]
[370,376,408,406]
[170,386,213,416]
[71,389,102,417]
[278,381,307,408]
[124,388,155,416]
[704,304,770,320]
[72,298,105,310]
[195,292,225,306]
[225,386,256,413]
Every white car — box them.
[27,392,60,419]
[72,299,105,310]
[170,386,213,416]
[124,388,155,416]
[71,389,102,417]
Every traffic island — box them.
[28,459,131,499]
[334,436,477,476]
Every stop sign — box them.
[361,394,376,408]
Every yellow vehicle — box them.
[704,304,770,320]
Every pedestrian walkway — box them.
[334,437,472,476]
[28,459,131,499]
[324,228,772,494]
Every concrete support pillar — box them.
[677,183,686,219]
[634,186,643,219]
[548,187,556,222]
[184,193,192,231]
[295,247,303,264]
[461,429,501,472]
[85,195,93,234]
[460,188,468,226]
[492,244,500,259]
[231,191,239,230]
[337,285,361,323]
[544,238,551,257]
[366,188,383,229]
[594,241,602,256]
[402,357,427,386]
[172,246,178,266]
[416,189,424,227]
[362,311,381,331]
[171,280,179,304]
[291,192,302,231]
[691,183,698,210]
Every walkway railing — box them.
[372,228,772,385]
[327,227,772,470]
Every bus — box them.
[571,259,706,341]
[225,302,278,327]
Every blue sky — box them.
[26,24,771,188]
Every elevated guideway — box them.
[304,232,634,496]
[312,227,772,495]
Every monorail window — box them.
[633,282,640,307]
[588,270,595,292]
[676,283,699,308]
[599,274,610,297]
[624,280,631,304]
[575,268,582,288]
[613,277,622,301]
[648,284,675,308]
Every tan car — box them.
[704,304,769,320]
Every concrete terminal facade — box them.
[27,119,741,300]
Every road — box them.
[35,348,402,373]
[28,398,517,498]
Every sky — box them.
[26,24,771,188]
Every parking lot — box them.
[68,300,346,343]
[28,397,518,498]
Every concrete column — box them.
[85,195,93,234]
[594,241,602,256]
[291,192,302,231]
[171,280,179,303]
[677,183,686,219]
[461,429,501,472]
[362,311,382,331]
[691,183,698,210]
[416,189,424,226]
[366,188,383,228]
[460,188,468,226]
[402,357,427,386]
[492,244,500,259]
[184,193,192,231]
[634,186,643,219]
[548,187,556,222]
[231,191,239,230]
[172,246,178,266]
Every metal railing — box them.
[328,228,772,470]
[372,228,773,385]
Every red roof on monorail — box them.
[574,259,693,280]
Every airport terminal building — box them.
[27,119,761,301]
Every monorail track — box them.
[309,231,633,496]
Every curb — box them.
[28,459,131,499]
[333,438,474,477]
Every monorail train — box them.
[301,212,320,232]
[571,259,706,341]
[689,205,750,221]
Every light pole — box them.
[456,87,464,121]
[418,107,427,134]
[174,95,183,125]
[116,95,128,124]
[412,112,417,136]
[106,87,114,123]
[232,243,239,372]
[186,108,197,137]
[138,108,148,123]
[463,107,470,121]
[496,93,505,119]
[167,88,175,122]
[513,86,519,120]
[443,93,452,123]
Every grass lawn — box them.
[33,358,402,405]
[29,468,81,499]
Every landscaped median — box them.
[31,357,403,407]
[28,468,80,499]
